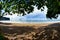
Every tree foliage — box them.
[0,0,60,19]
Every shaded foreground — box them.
[0,22,60,40]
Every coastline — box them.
[0,20,60,23]
[0,21,60,40]
[0,21,60,27]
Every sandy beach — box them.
[0,22,60,40]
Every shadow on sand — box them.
[0,22,60,40]
[0,22,12,25]
[33,23,60,40]
[1,26,36,35]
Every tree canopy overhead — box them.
[0,0,60,19]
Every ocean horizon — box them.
[0,19,60,23]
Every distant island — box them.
[0,16,10,20]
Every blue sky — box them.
[3,6,60,21]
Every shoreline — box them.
[0,20,60,23]
[0,21,60,28]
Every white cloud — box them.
[3,6,48,21]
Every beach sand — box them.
[0,22,60,40]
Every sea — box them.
[0,19,60,23]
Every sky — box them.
[3,6,60,21]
